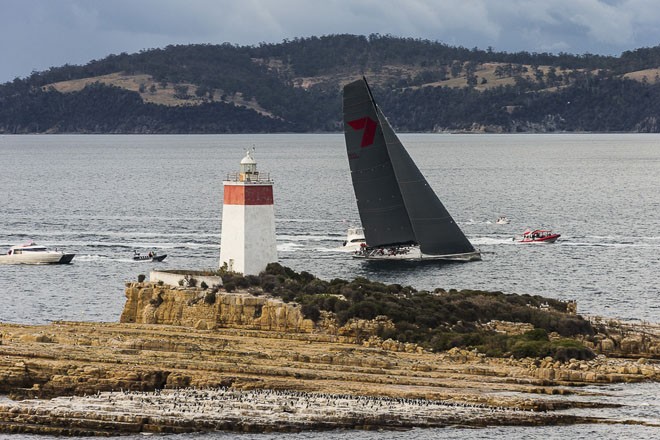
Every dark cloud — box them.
[1,0,659,83]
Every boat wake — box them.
[330,246,359,253]
[469,236,518,246]
[561,241,654,248]
[276,234,339,242]
[469,234,660,248]
[277,242,305,252]
[71,254,108,262]
[65,241,218,250]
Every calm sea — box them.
[0,134,658,438]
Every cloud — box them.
[1,0,660,83]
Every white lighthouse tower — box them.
[219,149,278,275]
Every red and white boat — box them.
[518,229,560,243]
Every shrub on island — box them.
[214,263,595,360]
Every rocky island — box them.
[0,265,658,435]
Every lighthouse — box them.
[219,149,278,275]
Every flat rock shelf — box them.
[0,320,658,435]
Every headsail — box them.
[342,77,478,258]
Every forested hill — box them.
[3,34,660,134]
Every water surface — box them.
[0,133,658,439]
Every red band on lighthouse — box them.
[224,185,273,205]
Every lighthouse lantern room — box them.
[219,149,278,275]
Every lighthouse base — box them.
[220,203,277,275]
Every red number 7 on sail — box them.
[348,116,377,147]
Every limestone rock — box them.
[121,284,399,345]
[600,338,615,352]
[620,336,643,354]
[121,283,315,333]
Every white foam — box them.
[276,234,337,242]
[277,242,304,252]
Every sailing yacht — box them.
[342,77,481,262]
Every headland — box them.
[0,265,657,435]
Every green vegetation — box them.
[469,329,594,362]
[3,34,660,133]
[203,290,216,305]
[219,263,595,361]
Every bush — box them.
[221,272,250,290]
[304,279,330,294]
[137,274,146,283]
[235,275,249,289]
[549,339,595,362]
[280,290,296,303]
[200,281,208,290]
[265,262,298,279]
[502,331,594,361]
[301,303,321,322]
[349,300,378,320]
[246,275,260,286]
[259,273,277,292]
[296,270,312,283]
[224,282,236,293]
[204,290,216,305]
[510,339,550,358]
[522,328,549,341]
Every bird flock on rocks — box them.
[36,386,538,427]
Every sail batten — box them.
[342,77,478,259]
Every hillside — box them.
[3,34,660,133]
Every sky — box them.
[1,0,660,83]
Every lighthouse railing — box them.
[225,171,272,183]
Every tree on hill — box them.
[2,34,660,133]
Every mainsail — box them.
[342,77,478,258]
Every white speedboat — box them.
[0,241,75,265]
[340,226,366,251]
[496,216,510,224]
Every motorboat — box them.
[518,229,561,243]
[343,77,480,262]
[496,216,510,224]
[340,226,366,251]
[0,241,75,265]
[133,251,167,262]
